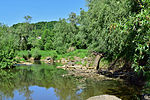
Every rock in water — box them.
[44,57,54,64]
[142,94,150,100]
[87,95,121,100]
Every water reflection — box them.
[0,64,140,100]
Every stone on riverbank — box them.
[87,95,121,100]
[16,62,33,66]
[41,57,54,64]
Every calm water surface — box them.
[0,64,141,100]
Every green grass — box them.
[99,58,110,68]
[56,49,89,60]
[16,50,57,60]
[17,49,89,60]
[75,61,82,65]
[17,50,29,57]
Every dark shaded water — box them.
[0,64,142,100]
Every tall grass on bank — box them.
[17,49,89,60]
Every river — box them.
[0,64,144,100]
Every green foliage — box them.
[42,29,54,50]
[53,12,82,53]
[11,20,57,51]
[75,61,82,65]
[17,48,42,60]
[56,49,89,60]
[0,0,149,75]
[14,22,34,50]
[17,50,29,57]
[17,49,88,61]
[129,3,150,73]
[29,48,41,60]
[24,15,32,23]
[82,0,149,75]
[22,51,32,60]
[85,0,138,53]
[103,0,150,74]
[0,49,16,69]
[17,49,58,60]
[32,21,57,30]
[53,19,72,54]
[0,24,17,69]
[52,0,149,75]
[99,58,110,68]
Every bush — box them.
[31,48,41,60]
[44,40,53,50]
[0,25,17,69]
[22,51,32,60]
[0,49,16,69]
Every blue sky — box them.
[0,0,87,26]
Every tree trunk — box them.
[93,55,101,70]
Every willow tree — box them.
[82,0,149,73]
[81,0,140,56]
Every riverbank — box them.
[14,49,149,100]
[16,49,143,84]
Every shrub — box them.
[0,25,17,69]
[22,51,31,60]
[31,48,41,60]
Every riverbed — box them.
[0,64,142,100]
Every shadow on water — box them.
[33,60,42,64]
[0,64,142,100]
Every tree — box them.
[14,16,33,50]
[53,19,70,53]
[53,14,80,53]
[0,25,17,69]
[41,29,54,50]
[24,15,32,23]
